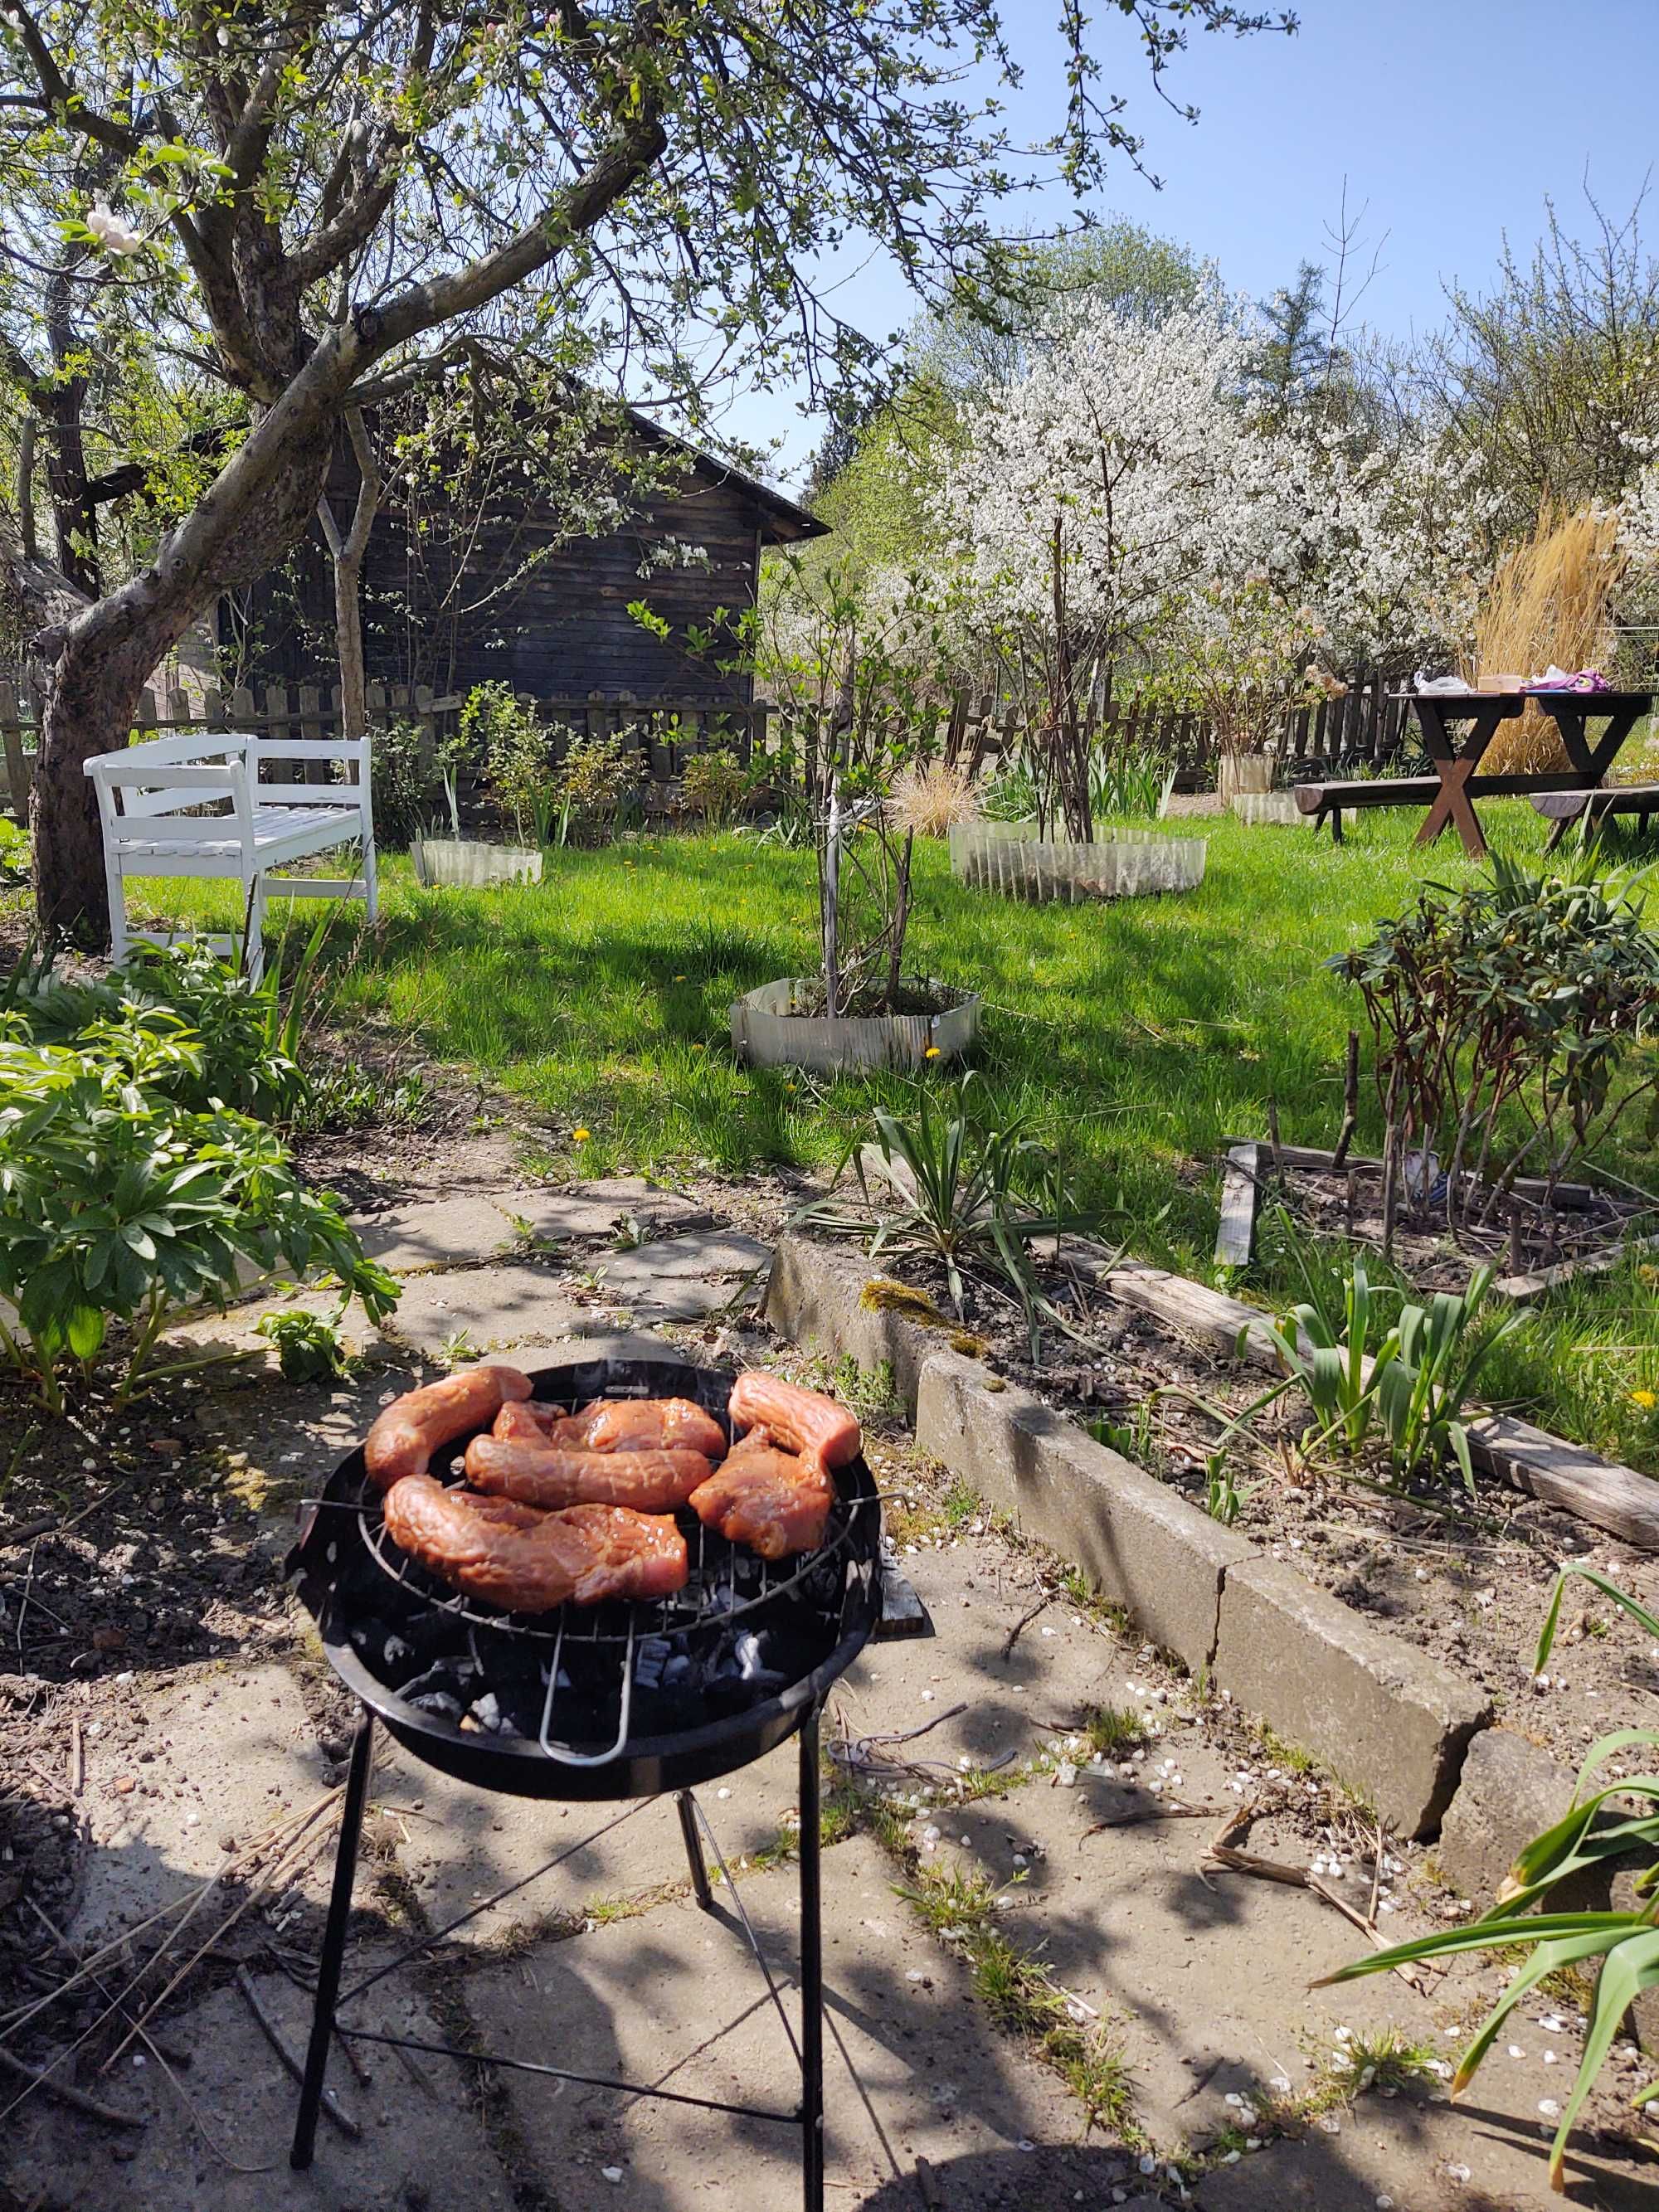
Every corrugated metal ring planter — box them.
[948,820,1206,904]
[730,978,980,1075]
[1229,790,1304,827]
[411,838,543,888]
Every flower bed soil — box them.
[862,1247,1659,1767]
[1268,1153,1656,1296]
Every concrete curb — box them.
[915,1350,1250,1677]
[1214,1557,1488,1834]
[764,1232,1496,1839]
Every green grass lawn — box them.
[124,804,1659,1475]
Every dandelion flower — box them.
[572,1127,591,1143]
[1632,1388,1657,1410]
[924,1045,941,1060]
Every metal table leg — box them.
[290,1707,376,2171]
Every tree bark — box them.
[314,408,382,742]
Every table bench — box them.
[84,731,377,984]
[1531,785,1659,850]
[1293,777,1441,841]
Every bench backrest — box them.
[84,731,372,837]
[246,737,370,811]
[84,733,254,830]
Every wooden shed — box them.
[228,407,827,707]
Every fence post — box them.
[0,679,29,817]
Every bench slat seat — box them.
[1531,784,1659,849]
[1294,777,1442,843]
[85,732,377,982]
[111,803,359,859]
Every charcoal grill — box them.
[285,1353,883,2209]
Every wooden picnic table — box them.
[1400,688,1658,859]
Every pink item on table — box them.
[1521,666,1611,693]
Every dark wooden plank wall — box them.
[249,464,772,707]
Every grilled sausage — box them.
[363,1366,533,1491]
[727,1373,859,1470]
[688,1427,835,1560]
[382,1475,688,1612]
[463,1435,713,1510]
[497,1396,726,1459]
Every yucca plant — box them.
[802,1073,1117,1353]
[1322,1564,1659,2193]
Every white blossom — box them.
[85,203,145,257]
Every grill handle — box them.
[537,1618,636,1766]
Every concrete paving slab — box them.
[827,1530,1154,1779]
[1193,2085,1652,2211]
[918,1749,1423,2156]
[378,1263,586,1354]
[355,1191,518,1272]
[71,1664,328,1944]
[0,1967,513,2212]
[591,1228,771,1320]
[506,1178,708,1244]
[372,1729,805,1951]
[468,1835,1123,2212]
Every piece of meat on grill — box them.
[382,1475,688,1612]
[727,1373,860,1470]
[497,1395,726,1461]
[463,1434,713,1510]
[688,1427,836,1561]
[364,1366,534,1491]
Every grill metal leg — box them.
[799,1704,824,2212]
[290,1706,376,2171]
[676,1790,713,1910]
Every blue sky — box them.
[740,0,1659,484]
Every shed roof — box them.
[625,407,830,544]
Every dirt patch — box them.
[849,1244,1659,1767]
[1270,1153,1656,1294]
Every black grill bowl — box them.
[288,1354,883,1801]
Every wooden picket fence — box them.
[0,670,1411,819]
[0,678,776,817]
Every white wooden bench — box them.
[84,731,377,983]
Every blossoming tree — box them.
[934,289,1485,827]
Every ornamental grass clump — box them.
[1331,849,1659,1231]
[1468,503,1626,774]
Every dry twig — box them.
[235,1968,360,2141]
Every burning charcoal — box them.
[633,1637,674,1691]
[408,1692,466,1720]
[469,1690,508,1734]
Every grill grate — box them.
[291,1355,883,1790]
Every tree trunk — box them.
[31,626,163,940]
[314,409,382,742]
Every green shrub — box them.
[461,682,555,844]
[549,732,635,846]
[3,941,309,1121]
[0,818,28,889]
[679,746,747,829]
[369,716,443,844]
[256,1305,350,1383]
[0,1025,397,1409]
[1331,849,1659,1222]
